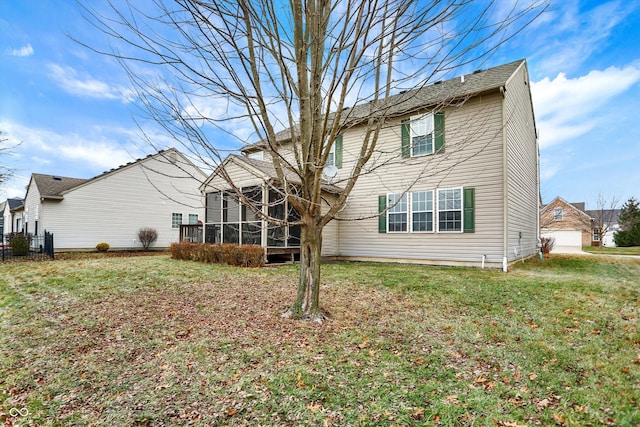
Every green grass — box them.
[583,245,640,256]
[1,254,639,426]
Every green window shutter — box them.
[335,135,343,169]
[401,120,410,158]
[463,187,475,233]
[378,195,387,233]
[434,111,445,153]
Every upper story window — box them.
[401,112,444,159]
[410,113,434,157]
[325,135,342,169]
[554,207,563,221]
[327,143,336,167]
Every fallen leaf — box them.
[411,407,424,420]
[528,373,538,380]
[537,398,550,409]
[496,421,528,427]
[444,395,459,404]
[306,401,322,412]
[553,413,565,425]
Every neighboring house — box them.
[202,59,540,270]
[585,208,621,247]
[540,197,591,252]
[540,197,621,250]
[1,198,24,235]
[22,149,206,251]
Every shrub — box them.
[540,236,555,254]
[96,242,110,252]
[138,227,159,251]
[9,233,30,256]
[170,242,264,267]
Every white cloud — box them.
[532,64,640,149]
[10,44,34,57]
[47,63,133,102]
[526,1,638,77]
[0,120,142,171]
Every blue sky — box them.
[1,0,640,208]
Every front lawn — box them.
[1,255,638,426]
[583,245,640,256]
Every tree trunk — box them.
[284,220,324,323]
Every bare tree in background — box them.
[0,131,19,188]
[589,194,620,247]
[80,0,549,322]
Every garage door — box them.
[541,230,582,252]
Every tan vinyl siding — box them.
[335,93,506,266]
[45,153,205,250]
[504,64,540,261]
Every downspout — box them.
[536,134,541,256]
[501,85,509,272]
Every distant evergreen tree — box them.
[614,198,640,247]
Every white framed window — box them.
[171,213,183,229]
[410,113,434,157]
[593,229,600,241]
[327,143,335,167]
[437,188,462,232]
[188,214,199,224]
[553,208,563,221]
[387,193,408,232]
[412,190,434,232]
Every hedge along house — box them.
[202,59,540,270]
[21,149,206,251]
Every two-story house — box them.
[201,59,540,270]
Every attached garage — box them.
[541,229,582,253]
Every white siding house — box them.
[1,198,24,235]
[23,149,206,251]
[202,59,540,269]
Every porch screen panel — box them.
[268,189,286,247]
[205,224,221,244]
[287,204,301,247]
[242,222,261,245]
[206,192,221,223]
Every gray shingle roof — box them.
[585,209,621,224]
[32,174,88,199]
[229,154,343,194]
[243,59,525,151]
[7,198,24,210]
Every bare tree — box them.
[588,194,620,247]
[0,131,19,188]
[79,0,549,322]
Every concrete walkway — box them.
[551,246,590,255]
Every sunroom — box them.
[200,154,341,262]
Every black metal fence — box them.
[1,231,54,261]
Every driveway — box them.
[551,245,589,255]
